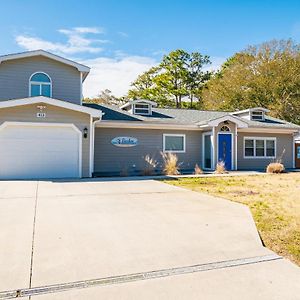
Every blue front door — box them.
[218,134,232,170]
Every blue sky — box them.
[1,0,300,97]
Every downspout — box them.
[89,114,103,177]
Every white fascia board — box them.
[120,99,158,109]
[205,115,248,128]
[231,107,270,115]
[0,96,103,118]
[238,127,298,134]
[0,50,90,74]
[96,121,202,130]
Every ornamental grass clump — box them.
[214,161,227,174]
[266,149,286,174]
[266,162,285,174]
[161,152,180,175]
[142,154,158,176]
[194,164,203,175]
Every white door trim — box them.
[293,134,296,169]
[0,121,82,178]
[202,131,213,170]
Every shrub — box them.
[266,162,285,174]
[194,164,203,175]
[214,161,227,174]
[161,152,180,175]
[142,155,158,176]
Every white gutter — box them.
[238,128,299,134]
[96,121,202,131]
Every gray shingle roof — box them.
[83,103,300,130]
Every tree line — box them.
[85,39,300,125]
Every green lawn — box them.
[163,173,300,266]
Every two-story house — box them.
[0,50,299,179]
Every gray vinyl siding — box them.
[237,132,294,170]
[0,103,90,177]
[0,56,81,104]
[94,128,202,176]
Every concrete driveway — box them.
[0,179,299,299]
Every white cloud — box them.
[15,28,224,98]
[81,56,157,97]
[16,27,106,54]
[73,27,105,34]
[118,31,129,38]
[81,55,225,98]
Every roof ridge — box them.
[155,107,230,113]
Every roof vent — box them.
[120,99,157,116]
[231,107,269,121]
[250,110,265,121]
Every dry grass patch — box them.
[163,173,300,266]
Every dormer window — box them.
[120,99,157,116]
[231,107,269,121]
[30,72,52,97]
[133,103,151,115]
[251,111,264,121]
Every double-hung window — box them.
[244,137,276,158]
[30,72,52,97]
[163,134,186,153]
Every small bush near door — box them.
[161,152,180,175]
[214,161,227,174]
[266,162,285,174]
[194,164,203,175]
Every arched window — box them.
[220,125,230,132]
[29,72,52,97]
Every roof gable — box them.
[0,50,90,80]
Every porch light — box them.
[83,127,88,139]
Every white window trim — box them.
[163,133,186,153]
[29,72,52,98]
[220,125,231,132]
[243,136,276,159]
[202,132,213,170]
[133,103,152,116]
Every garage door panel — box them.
[0,124,81,179]
[0,128,78,140]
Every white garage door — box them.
[0,123,81,179]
